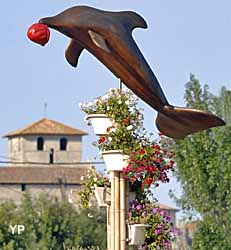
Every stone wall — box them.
[8,135,83,166]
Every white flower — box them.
[126,125,133,130]
[118,100,122,104]
[80,176,85,181]
[78,102,83,108]
[107,106,110,110]
[125,100,130,105]
[110,127,117,133]
[94,177,98,182]
[101,94,109,101]
[108,137,113,142]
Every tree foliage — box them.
[0,194,106,250]
[172,74,231,249]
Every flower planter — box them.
[94,186,111,207]
[129,224,150,245]
[101,150,129,172]
[85,114,113,136]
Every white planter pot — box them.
[94,186,111,207]
[129,224,150,246]
[85,114,113,136]
[102,150,129,172]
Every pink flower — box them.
[160,210,166,217]
[154,229,160,235]
[152,207,159,214]
[136,204,142,210]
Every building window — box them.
[21,184,26,192]
[37,137,44,151]
[49,148,54,164]
[60,138,68,151]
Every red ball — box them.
[27,23,50,46]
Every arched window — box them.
[37,137,44,151]
[60,138,68,151]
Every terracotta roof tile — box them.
[4,118,87,137]
[0,166,89,184]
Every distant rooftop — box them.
[4,118,88,137]
[0,166,89,184]
[158,203,179,211]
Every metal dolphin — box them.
[39,6,225,139]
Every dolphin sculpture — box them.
[39,5,225,139]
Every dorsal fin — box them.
[65,39,85,67]
[118,11,148,31]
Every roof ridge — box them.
[3,118,87,137]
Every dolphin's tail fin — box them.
[156,106,225,139]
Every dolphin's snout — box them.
[39,17,58,29]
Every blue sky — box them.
[1,0,230,213]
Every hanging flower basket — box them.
[129,224,150,246]
[85,114,113,136]
[94,186,111,207]
[101,150,129,172]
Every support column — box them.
[111,172,115,250]
[107,205,111,250]
[115,172,120,250]
[120,173,126,250]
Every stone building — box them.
[0,118,90,203]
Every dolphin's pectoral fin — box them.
[88,30,111,53]
[65,39,85,67]
[156,106,225,139]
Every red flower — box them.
[98,136,106,144]
[27,23,50,46]
[140,149,145,155]
[155,158,162,163]
[124,118,130,125]
[152,144,160,149]
[143,178,153,187]
[148,166,156,173]
[170,160,175,166]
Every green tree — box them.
[0,193,107,250]
[172,74,231,249]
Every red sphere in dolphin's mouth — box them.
[27,23,50,46]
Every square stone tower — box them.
[4,118,88,167]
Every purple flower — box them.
[136,204,142,210]
[173,228,179,236]
[154,229,160,235]
[152,207,159,214]
[164,240,170,250]
[130,199,138,208]
[166,215,171,221]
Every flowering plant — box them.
[128,200,177,250]
[80,88,145,154]
[123,135,175,190]
[79,168,110,208]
